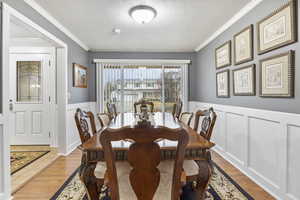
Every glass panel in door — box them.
[103,65,122,112]
[16,61,42,103]
[163,66,182,112]
[123,66,162,112]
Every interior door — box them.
[9,53,51,145]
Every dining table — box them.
[79,112,215,200]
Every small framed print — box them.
[257,0,297,54]
[260,51,295,98]
[73,63,88,88]
[233,64,256,96]
[234,25,254,65]
[216,70,230,98]
[215,41,231,69]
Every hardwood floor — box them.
[13,149,82,200]
[13,149,275,200]
[211,151,275,200]
[11,146,59,193]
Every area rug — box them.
[10,151,50,175]
[51,161,253,200]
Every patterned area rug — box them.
[51,161,253,200]
[10,151,50,175]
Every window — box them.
[98,63,188,113]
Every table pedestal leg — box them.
[194,151,213,200]
[79,154,100,200]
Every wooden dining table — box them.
[79,112,215,200]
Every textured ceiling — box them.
[34,0,251,52]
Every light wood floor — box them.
[13,149,275,200]
[11,145,59,193]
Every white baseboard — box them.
[0,194,13,200]
[190,101,300,200]
[65,102,97,156]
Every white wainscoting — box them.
[189,101,300,200]
[0,115,4,199]
[65,102,97,156]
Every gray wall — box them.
[88,52,197,102]
[0,0,90,105]
[192,0,300,114]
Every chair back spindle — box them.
[179,112,194,126]
[172,99,183,119]
[97,113,112,128]
[107,102,118,118]
[193,107,217,141]
[134,99,154,113]
[75,108,97,144]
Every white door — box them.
[9,53,51,145]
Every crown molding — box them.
[194,0,264,52]
[23,0,89,51]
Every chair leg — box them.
[79,154,101,200]
[193,151,213,200]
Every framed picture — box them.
[73,63,88,88]
[233,25,253,65]
[216,70,230,98]
[215,41,231,69]
[257,0,297,54]
[233,64,256,96]
[259,51,295,97]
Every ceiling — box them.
[33,0,251,52]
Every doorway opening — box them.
[1,3,68,199]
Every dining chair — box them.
[179,112,194,126]
[75,108,107,192]
[107,102,118,118]
[172,99,183,119]
[75,108,97,142]
[100,124,189,200]
[134,99,154,113]
[193,107,217,141]
[97,113,112,128]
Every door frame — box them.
[9,47,56,146]
[95,59,190,114]
[1,3,69,199]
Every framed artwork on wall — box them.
[233,64,256,96]
[215,41,231,69]
[233,25,253,65]
[216,70,230,98]
[257,0,297,54]
[73,63,88,88]
[259,51,295,97]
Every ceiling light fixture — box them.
[129,5,157,24]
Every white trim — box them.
[62,140,81,157]
[9,46,54,54]
[1,6,12,199]
[194,0,264,51]
[93,59,191,64]
[23,0,89,51]
[0,194,13,200]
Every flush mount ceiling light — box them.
[129,5,157,24]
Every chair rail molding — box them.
[65,102,97,156]
[189,101,300,200]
